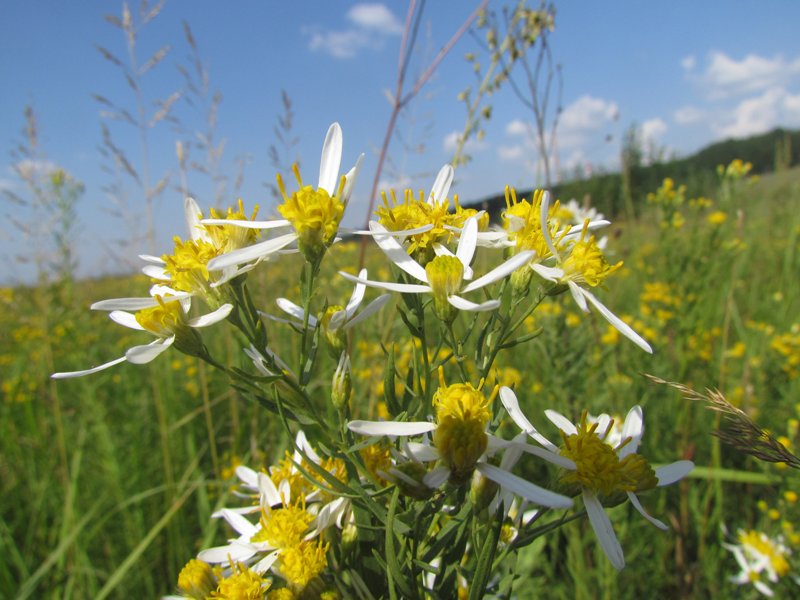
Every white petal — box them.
[341,153,363,204]
[201,217,291,229]
[318,122,343,194]
[258,473,283,507]
[348,420,436,437]
[142,264,169,280]
[655,460,694,486]
[276,298,316,326]
[109,310,145,330]
[404,442,440,462]
[252,550,280,575]
[184,197,207,242]
[343,269,368,318]
[499,387,559,451]
[218,508,258,536]
[188,303,233,328]
[347,223,434,237]
[568,281,589,312]
[423,466,451,489]
[516,442,577,470]
[582,289,653,353]
[343,294,392,330]
[198,542,256,564]
[138,253,165,265]
[461,250,535,293]
[428,164,454,204]
[207,233,297,271]
[125,338,174,364]
[235,465,259,488]
[618,405,644,458]
[477,463,573,508]
[91,297,160,311]
[447,295,500,312]
[530,262,564,282]
[368,221,429,283]
[627,492,668,530]
[51,355,128,379]
[583,490,625,570]
[455,216,478,269]
[544,409,578,435]
[338,270,430,294]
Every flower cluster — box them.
[52,122,695,598]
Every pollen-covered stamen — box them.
[162,237,219,296]
[562,220,622,287]
[559,412,657,497]
[432,372,495,483]
[251,497,314,548]
[134,296,187,337]
[278,539,329,589]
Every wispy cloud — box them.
[692,51,800,99]
[306,3,403,59]
[558,95,619,150]
[715,87,800,138]
[641,118,667,143]
[674,105,705,125]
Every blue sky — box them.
[2,1,800,283]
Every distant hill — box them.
[470,127,800,220]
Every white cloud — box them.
[558,95,619,150]
[674,105,704,125]
[681,55,696,71]
[505,119,529,137]
[641,118,667,142]
[347,4,404,34]
[307,3,402,59]
[715,87,800,138]
[497,145,525,161]
[696,51,800,99]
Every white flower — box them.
[204,122,363,271]
[348,376,573,510]
[265,268,391,333]
[531,191,652,353]
[499,388,694,570]
[339,215,534,320]
[51,297,231,378]
[724,529,792,597]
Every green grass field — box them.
[2,164,799,598]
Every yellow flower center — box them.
[203,199,261,252]
[278,540,329,588]
[376,188,487,263]
[135,297,186,337]
[178,558,217,599]
[162,237,219,296]
[270,454,311,501]
[425,255,463,322]
[252,500,314,548]
[502,187,562,258]
[277,164,344,263]
[738,530,791,577]
[211,563,269,600]
[562,222,621,287]
[559,412,657,497]
[432,376,494,483]
[267,589,296,600]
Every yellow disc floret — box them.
[162,238,219,297]
[210,562,270,600]
[178,558,218,599]
[432,371,494,483]
[203,199,261,252]
[135,296,186,338]
[251,499,314,549]
[278,540,329,589]
[425,255,464,322]
[562,221,621,288]
[738,530,791,577]
[559,412,657,498]
[277,164,344,264]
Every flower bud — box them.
[331,352,352,410]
